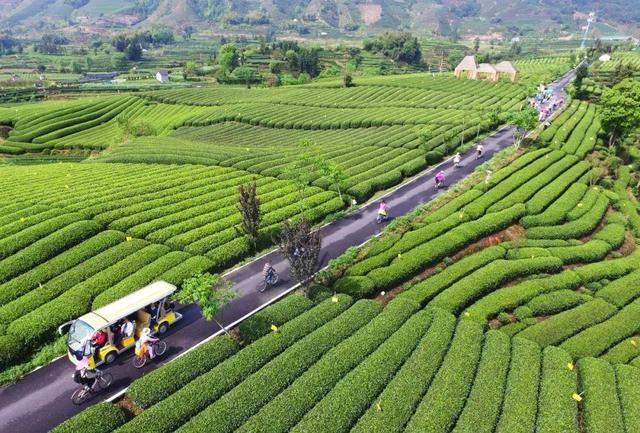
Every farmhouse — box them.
[156,69,169,83]
[454,55,518,82]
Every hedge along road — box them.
[0,68,576,433]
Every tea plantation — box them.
[0,70,542,374]
[51,65,640,433]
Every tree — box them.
[233,66,257,88]
[418,127,434,148]
[236,180,261,250]
[111,53,128,70]
[183,61,198,79]
[278,217,321,293]
[71,61,82,74]
[363,32,422,66]
[600,79,640,149]
[218,43,239,73]
[174,273,237,334]
[507,107,538,150]
[316,159,347,202]
[342,73,353,88]
[473,37,480,53]
[126,42,142,61]
[182,25,195,40]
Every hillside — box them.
[0,0,637,39]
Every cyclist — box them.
[138,328,159,360]
[476,143,484,159]
[377,200,389,223]
[263,260,276,282]
[434,171,446,189]
[73,355,97,391]
[453,152,461,168]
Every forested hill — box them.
[0,0,638,38]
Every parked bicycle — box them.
[71,369,113,405]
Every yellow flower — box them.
[463,311,470,317]
[567,362,574,371]
[631,339,637,347]
[270,324,278,332]
[459,212,464,219]
[376,401,382,412]
[572,393,582,402]
[126,236,133,242]
[20,217,26,223]
[331,295,339,303]
[577,203,583,208]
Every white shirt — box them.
[120,321,134,337]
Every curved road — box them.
[0,69,576,433]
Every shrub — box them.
[0,230,124,306]
[114,295,356,433]
[333,275,377,298]
[525,290,588,316]
[535,346,579,433]
[451,331,511,433]
[495,337,541,433]
[428,256,563,314]
[404,319,484,433]
[238,294,313,343]
[164,299,390,433]
[245,300,422,433]
[560,297,640,359]
[578,357,625,433]
[521,183,588,228]
[50,403,126,433]
[615,364,640,433]
[127,336,238,408]
[595,269,640,307]
[465,270,582,323]
[527,194,609,240]
[399,246,506,306]
[516,299,617,348]
[350,308,456,433]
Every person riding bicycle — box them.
[263,260,276,283]
[453,152,461,168]
[138,328,159,359]
[434,171,446,189]
[73,355,98,391]
[377,200,389,222]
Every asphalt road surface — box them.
[0,68,576,433]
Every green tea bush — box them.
[578,357,625,433]
[495,337,542,433]
[404,319,484,433]
[50,403,126,433]
[239,294,314,343]
[350,308,456,433]
[127,336,239,408]
[535,346,579,433]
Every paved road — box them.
[0,69,576,433]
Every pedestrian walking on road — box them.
[476,144,484,159]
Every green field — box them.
[49,58,640,433]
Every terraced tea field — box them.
[53,70,640,433]
[0,71,545,374]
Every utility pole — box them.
[580,12,596,49]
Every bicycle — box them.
[133,340,167,369]
[71,369,113,405]
[258,269,279,293]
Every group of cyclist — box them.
[72,143,488,397]
[73,326,159,393]
[376,144,485,222]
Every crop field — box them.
[54,67,640,433]
[0,70,545,375]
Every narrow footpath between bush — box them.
[0,68,576,433]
